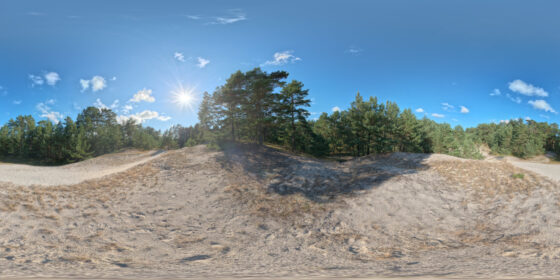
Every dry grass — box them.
[428,159,556,197]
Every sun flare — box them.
[171,85,196,110]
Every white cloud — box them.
[46,99,55,105]
[80,75,108,92]
[540,114,550,119]
[528,99,556,113]
[36,101,63,123]
[212,10,246,24]
[345,46,363,55]
[197,57,210,68]
[441,102,454,111]
[91,76,107,92]
[500,119,510,124]
[130,88,155,103]
[509,79,548,97]
[80,79,90,92]
[189,10,247,25]
[263,51,301,66]
[525,116,531,121]
[506,93,522,104]
[44,72,60,86]
[29,74,44,86]
[93,98,108,110]
[122,104,133,114]
[332,106,341,112]
[415,108,424,113]
[431,113,444,118]
[460,106,469,114]
[111,76,117,81]
[490,89,501,96]
[174,52,185,62]
[117,110,171,124]
[13,100,22,105]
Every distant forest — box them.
[2,67,560,163]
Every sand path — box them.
[508,160,560,181]
[0,149,165,186]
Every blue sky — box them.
[2,0,560,130]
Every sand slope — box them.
[0,150,166,186]
[1,145,560,278]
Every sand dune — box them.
[1,145,559,278]
[0,150,166,187]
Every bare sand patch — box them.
[0,149,165,186]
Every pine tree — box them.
[277,80,311,151]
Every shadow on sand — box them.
[218,142,431,202]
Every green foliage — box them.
[512,173,525,179]
[0,107,200,164]
[470,119,557,158]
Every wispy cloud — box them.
[80,79,90,92]
[528,99,556,114]
[174,52,185,62]
[490,89,501,96]
[415,108,424,113]
[27,12,46,16]
[117,110,171,124]
[197,57,210,68]
[122,104,133,114]
[431,113,444,118]
[441,102,454,111]
[506,93,522,104]
[36,101,63,123]
[13,100,22,105]
[212,9,246,24]
[93,98,108,109]
[130,88,155,103]
[262,51,301,66]
[460,106,469,114]
[29,74,44,87]
[345,46,363,55]
[509,79,548,97]
[188,9,247,25]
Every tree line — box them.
[2,67,560,163]
[198,68,560,159]
[198,68,484,158]
[0,107,201,164]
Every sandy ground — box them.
[506,161,560,181]
[0,150,166,186]
[482,153,560,182]
[1,145,560,279]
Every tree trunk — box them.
[291,96,295,152]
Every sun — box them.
[171,85,196,110]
